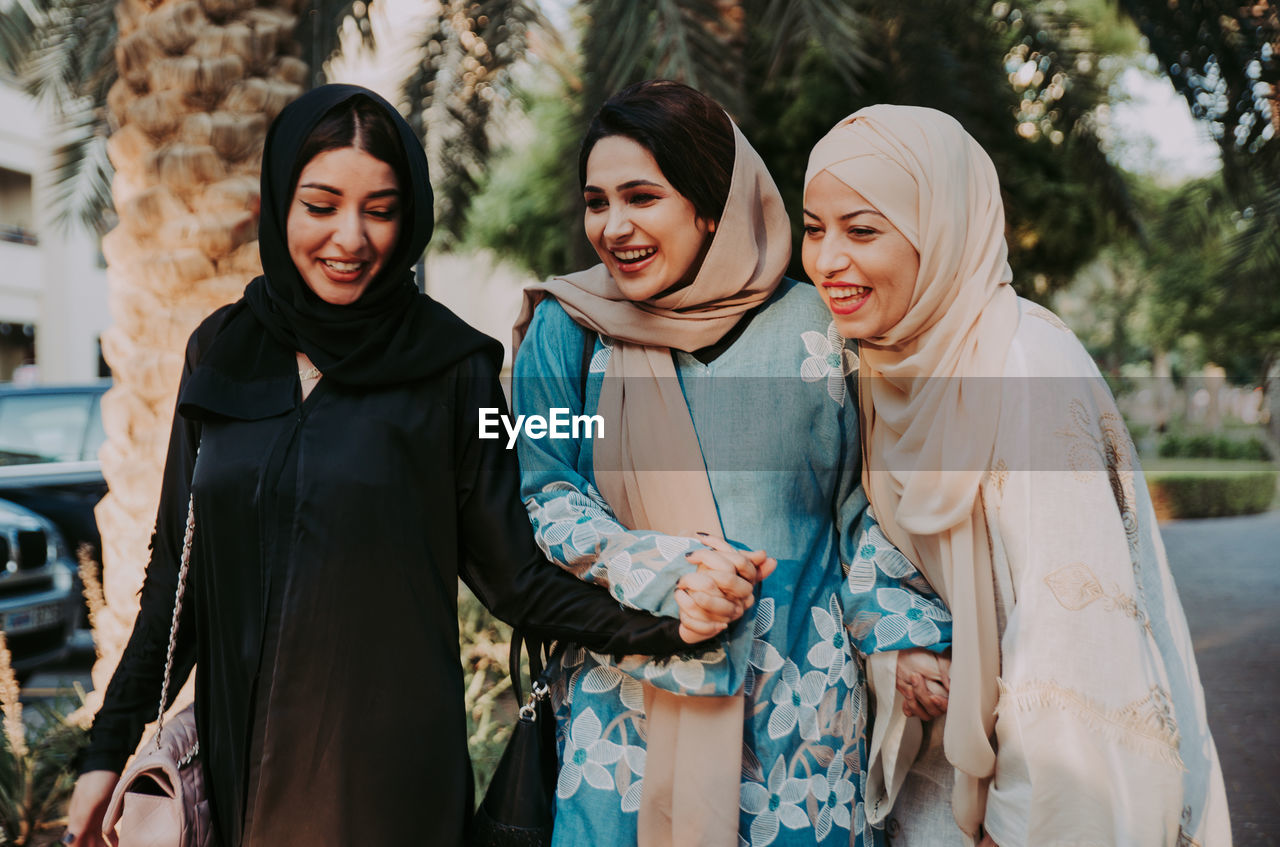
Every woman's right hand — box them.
[674,536,776,643]
[63,770,119,847]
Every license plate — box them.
[2,603,62,634]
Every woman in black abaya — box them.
[64,84,733,847]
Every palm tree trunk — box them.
[86,0,306,713]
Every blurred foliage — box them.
[406,0,547,247]
[1116,0,1280,384]
[1117,0,1278,173]
[0,633,89,846]
[1138,173,1280,383]
[458,583,516,799]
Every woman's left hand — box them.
[896,648,951,720]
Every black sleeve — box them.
[452,354,688,657]
[79,331,206,774]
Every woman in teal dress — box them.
[511,80,952,847]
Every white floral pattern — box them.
[800,321,858,403]
[767,660,826,741]
[810,757,856,840]
[740,756,812,846]
[807,595,856,686]
[558,709,625,798]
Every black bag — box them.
[470,636,564,847]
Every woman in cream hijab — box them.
[511,81,953,847]
[802,104,1230,846]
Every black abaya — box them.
[83,306,688,846]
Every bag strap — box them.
[507,632,566,719]
[154,447,199,746]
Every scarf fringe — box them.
[996,678,1185,771]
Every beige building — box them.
[0,77,110,384]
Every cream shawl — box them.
[804,105,1020,836]
[804,106,1230,845]
[513,120,791,847]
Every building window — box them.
[0,323,36,382]
[0,167,37,246]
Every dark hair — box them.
[578,80,735,222]
[289,94,412,204]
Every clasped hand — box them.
[674,534,776,644]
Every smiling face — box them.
[286,146,402,306]
[801,170,920,340]
[583,135,715,302]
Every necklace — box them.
[298,365,322,381]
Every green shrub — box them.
[1157,433,1272,461]
[1147,470,1278,519]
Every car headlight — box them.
[45,524,70,563]
[52,561,73,592]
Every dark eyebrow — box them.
[298,183,400,200]
[802,207,886,221]
[583,179,665,194]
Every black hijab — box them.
[180,84,500,421]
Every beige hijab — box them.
[513,119,790,846]
[804,105,1020,836]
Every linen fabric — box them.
[512,119,790,847]
[805,105,1229,844]
[82,84,692,847]
[514,282,952,847]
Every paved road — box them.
[1163,509,1280,847]
[23,511,1280,844]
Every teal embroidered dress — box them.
[514,279,951,847]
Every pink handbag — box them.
[101,704,210,847]
[102,486,213,847]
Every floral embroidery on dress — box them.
[588,334,613,374]
[1043,563,1152,632]
[811,756,857,840]
[801,321,858,403]
[740,755,812,846]
[746,597,785,697]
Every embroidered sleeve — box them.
[513,302,700,620]
[841,511,952,657]
[828,372,952,656]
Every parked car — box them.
[0,382,109,560]
[0,383,110,672]
[0,498,80,675]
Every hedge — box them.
[1147,470,1278,520]
[1157,433,1272,461]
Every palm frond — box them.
[403,0,542,244]
[788,0,872,91]
[48,98,115,234]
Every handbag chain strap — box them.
[154,447,199,757]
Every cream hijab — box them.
[804,105,1020,836]
[513,118,791,847]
